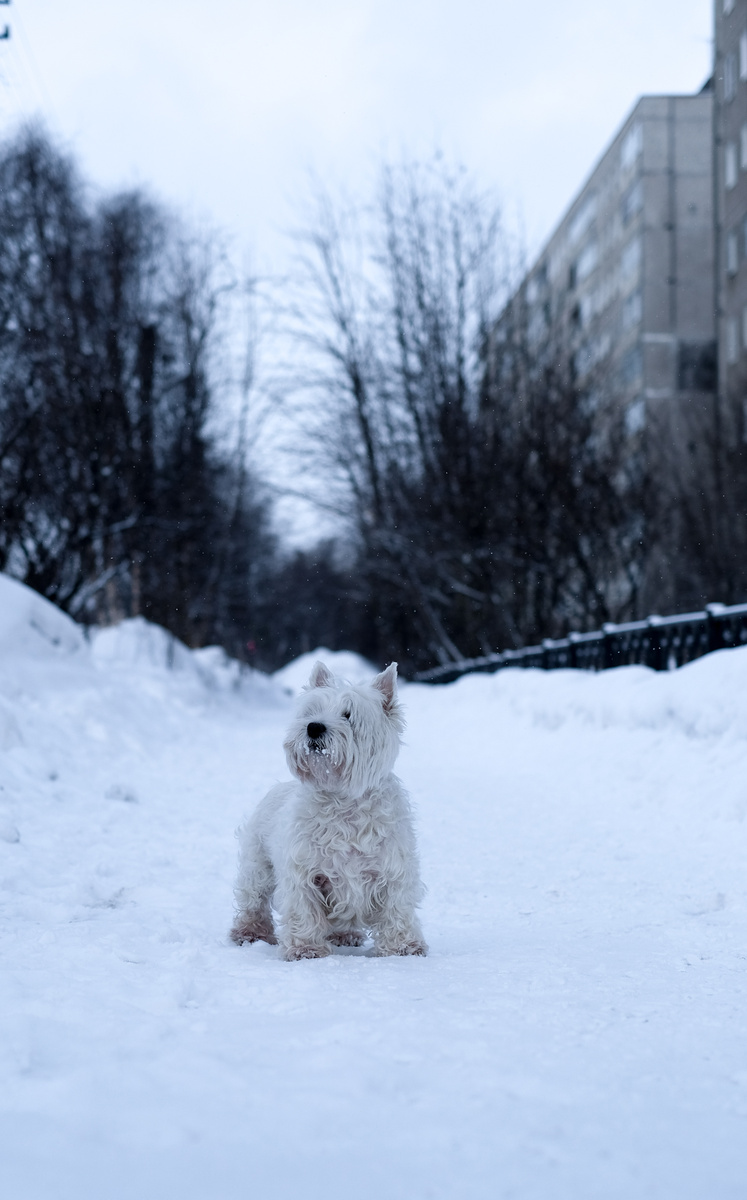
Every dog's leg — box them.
[275,878,332,961]
[369,885,428,957]
[371,915,427,956]
[229,825,277,946]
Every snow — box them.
[272,645,378,694]
[1,572,746,1199]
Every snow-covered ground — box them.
[1,573,746,1200]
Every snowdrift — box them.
[429,642,747,742]
[0,572,85,661]
[273,645,378,693]
[1,572,747,1200]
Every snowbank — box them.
[434,642,747,742]
[0,573,85,660]
[273,645,378,694]
[90,616,280,700]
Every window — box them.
[574,342,591,378]
[677,342,716,392]
[726,142,738,189]
[727,317,739,364]
[528,306,548,347]
[625,397,646,435]
[621,179,643,226]
[575,241,598,283]
[622,288,642,329]
[725,52,738,101]
[579,293,594,327]
[569,194,597,245]
[728,229,739,275]
[620,123,642,171]
[574,334,610,379]
[740,30,747,79]
[526,263,549,304]
[621,345,642,386]
[621,237,642,281]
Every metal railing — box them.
[414,601,747,684]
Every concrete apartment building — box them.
[715,0,747,407]
[515,91,715,427]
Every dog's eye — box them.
[343,711,351,720]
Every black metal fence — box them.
[414,601,747,684]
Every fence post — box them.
[542,638,552,670]
[568,632,579,669]
[602,623,616,670]
[647,615,663,671]
[706,602,725,653]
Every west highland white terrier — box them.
[230,660,427,961]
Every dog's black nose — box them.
[307,722,326,740]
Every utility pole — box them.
[0,0,9,42]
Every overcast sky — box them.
[0,0,712,275]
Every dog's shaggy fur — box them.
[230,660,427,961]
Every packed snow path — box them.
[1,576,747,1199]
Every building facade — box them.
[515,91,715,427]
[715,0,747,409]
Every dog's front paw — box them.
[283,944,332,961]
[327,930,367,947]
[373,940,428,957]
[230,918,278,946]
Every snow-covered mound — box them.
[2,573,747,1200]
[90,616,196,672]
[0,573,281,700]
[436,643,747,742]
[0,572,85,660]
[90,616,279,699]
[273,645,378,694]
[0,573,285,843]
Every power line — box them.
[0,0,22,121]
[2,0,59,126]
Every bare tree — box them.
[283,159,645,674]
[0,124,276,655]
[648,385,747,612]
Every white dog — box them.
[230,660,427,961]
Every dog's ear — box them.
[306,661,335,690]
[372,662,398,711]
